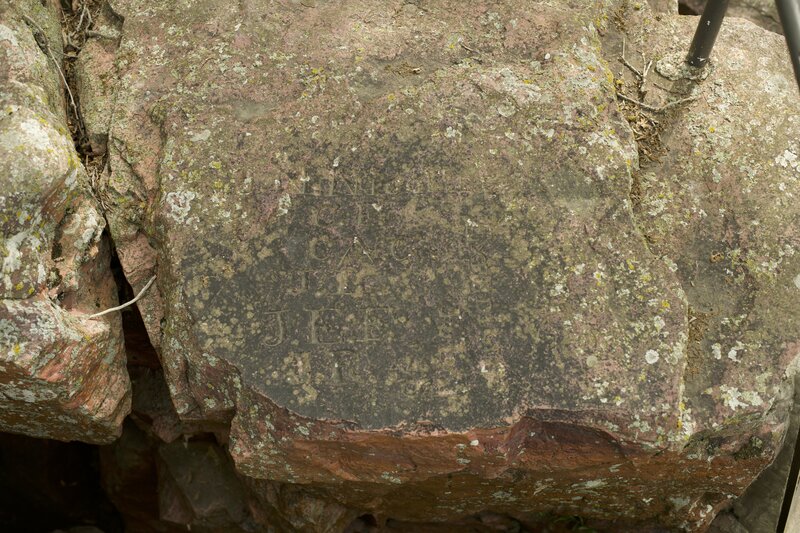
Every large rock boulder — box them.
[0,0,130,442]
[610,3,800,528]
[81,0,800,528]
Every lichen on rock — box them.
[4,0,800,529]
[0,0,130,443]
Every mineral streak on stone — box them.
[81,0,800,529]
[0,0,130,442]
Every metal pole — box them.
[686,0,731,67]
[776,0,800,92]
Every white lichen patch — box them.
[727,341,745,363]
[444,125,461,139]
[572,479,607,490]
[720,385,763,410]
[645,349,660,365]
[190,129,212,142]
[381,472,402,484]
[670,496,691,510]
[0,382,57,403]
[0,24,20,49]
[2,230,26,277]
[165,190,196,224]
[491,490,517,502]
[629,415,651,434]
[62,204,103,255]
[277,193,292,216]
[712,343,722,360]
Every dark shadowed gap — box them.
[0,432,124,532]
[344,514,380,532]
[109,249,161,369]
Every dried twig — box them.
[88,275,156,319]
[84,30,117,40]
[621,38,654,100]
[617,92,660,112]
[658,95,700,112]
[640,59,653,97]
[616,92,699,114]
[459,42,480,54]
[621,38,641,77]
[76,3,92,33]
[21,14,83,137]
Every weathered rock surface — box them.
[63,0,800,529]
[618,8,800,529]
[0,0,130,442]
[650,0,678,14]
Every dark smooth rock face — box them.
[181,114,684,432]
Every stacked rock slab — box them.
[86,0,800,529]
[0,0,130,442]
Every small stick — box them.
[88,275,156,319]
[84,30,117,40]
[21,15,83,137]
[641,59,653,93]
[658,95,700,112]
[617,92,660,112]
[616,92,699,114]
[460,42,480,54]
[621,38,642,78]
[76,4,87,32]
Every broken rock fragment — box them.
[0,0,129,443]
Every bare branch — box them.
[88,275,156,319]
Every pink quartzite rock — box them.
[0,0,130,443]
[86,0,800,529]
